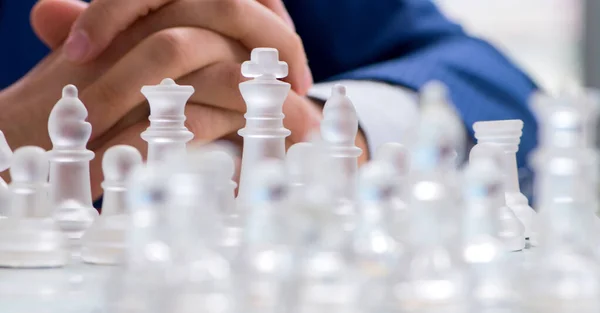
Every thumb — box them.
[31,0,88,49]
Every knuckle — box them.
[221,63,245,97]
[146,28,191,65]
[184,107,214,140]
[91,81,122,109]
[81,2,120,36]
[213,0,244,20]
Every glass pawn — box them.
[461,158,518,312]
[353,160,403,312]
[234,159,296,313]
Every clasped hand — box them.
[0,0,330,198]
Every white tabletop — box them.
[0,246,535,313]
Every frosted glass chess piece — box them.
[105,164,172,313]
[48,85,99,242]
[392,173,469,312]
[125,165,171,268]
[237,48,291,202]
[391,91,469,313]
[199,149,237,218]
[187,146,239,260]
[0,146,68,267]
[419,81,466,166]
[568,88,600,148]
[0,131,12,217]
[162,155,233,313]
[141,78,195,165]
[521,148,600,313]
[320,85,363,216]
[235,159,295,313]
[545,89,600,190]
[374,142,410,242]
[319,85,363,232]
[418,82,466,234]
[353,160,402,313]
[473,119,536,243]
[286,142,315,197]
[293,135,360,313]
[81,145,142,265]
[469,143,526,251]
[529,91,600,252]
[574,90,600,215]
[461,158,517,311]
[412,81,467,242]
[392,170,469,312]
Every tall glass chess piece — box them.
[237,48,291,202]
[48,85,98,243]
[473,120,536,244]
[520,92,600,313]
[391,81,469,313]
[140,78,195,165]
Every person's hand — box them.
[58,0,312,95]
[33,0,368,168]
[0,0,323,199]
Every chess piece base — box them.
[81,215,126,265]
[0,218,68,268]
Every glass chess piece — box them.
[291,136,360,313]
[391,81,470,313]
[0,146,68,268]
[353,160,403,313]
[163,155,234,313]
[461,158,519,312]
[374,142,411,243]
[234,159,296,313]
[469,143,526,251]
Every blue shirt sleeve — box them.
[285,0,539,170]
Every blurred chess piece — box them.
[163,152,234,313]
[235,159,295,313]
[521,91,600,312]
[461,158,518,309]
[81,145,142,265]
[469,143,526,251]
[391,81,469,311]
[354,160,402,312]
[473,120,536,243]
[0,146,68,267]
[374,142,410,241]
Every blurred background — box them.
[435,0,584,93]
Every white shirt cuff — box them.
[308,80,419,156]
